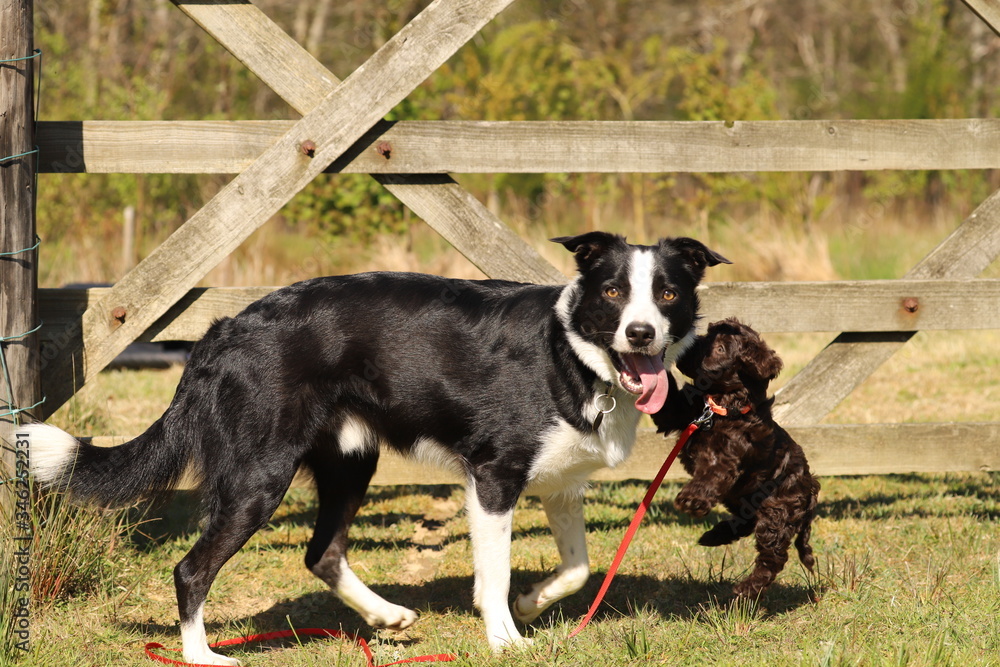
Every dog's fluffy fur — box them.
[653,318,820,598]
[25,232,728,663]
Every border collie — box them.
[26,232,728,663]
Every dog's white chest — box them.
[526,388,642,497]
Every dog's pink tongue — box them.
[623,353,669,414]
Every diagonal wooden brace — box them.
[174,0,565,286]
[42,0,517,416]
[962,0,1000,36]
[773,188,1000,425]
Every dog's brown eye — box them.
[604,286,621,298]
[661,289,677,302]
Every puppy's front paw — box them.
[733,577,767,599]
[674,485,715,518]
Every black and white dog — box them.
[27,232,728,663]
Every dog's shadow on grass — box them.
[126,486,816,652]
[507,571,818,623]
[122,570,816,663]
[819,472,1000,521]
[132,571,814,638]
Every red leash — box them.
[567,419,701,637]
[144,416,707,663]
[145,628,456,666]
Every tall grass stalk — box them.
[1,527,24,665]
[1,484,142,663]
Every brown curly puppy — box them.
[653,318,820,598]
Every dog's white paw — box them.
[484,608,533,653]
[513,592,546,624]
[487,629,533,653]
[183,649,241,666]
[364,604,419,631]
[513,564,589,624]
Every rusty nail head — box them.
[300,140,317,157]
[377,141,392,159]
[112,306,126,323]
[902,297,919,313]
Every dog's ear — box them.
[551,232,625,273]
[667,238,732,282]
[738,332,783,382]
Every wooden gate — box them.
[10,0,1000,483]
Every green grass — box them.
[13,475,1000,666]
[0,484,143,666]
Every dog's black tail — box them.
[24,420,191,507]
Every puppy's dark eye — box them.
[660,289,677,302]
[604,286,621,298]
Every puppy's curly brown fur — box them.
[654,318,820,598]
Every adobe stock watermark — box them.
[8,430,32,655]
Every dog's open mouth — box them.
[616,352,669,415]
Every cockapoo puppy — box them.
[654,318,820,597]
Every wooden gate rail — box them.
[41,274,1000,484]
[84,422,1000,486]
[36,279,1000,344]
[36,119,1000,174]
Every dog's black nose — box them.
[625,322,656,348]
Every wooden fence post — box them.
[1,0,41,513]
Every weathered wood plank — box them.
[88,423,1000,487]
[41,0,517,417]
[699,278,1000,333]
[617,424,1000,480]
[38,120,289,174]
[773,188,1000,425]
[37,119,1000,174]
[38,279,1000,345]
[172,0,563,292]
[962,0,1000,36]
[374,175,567,284]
